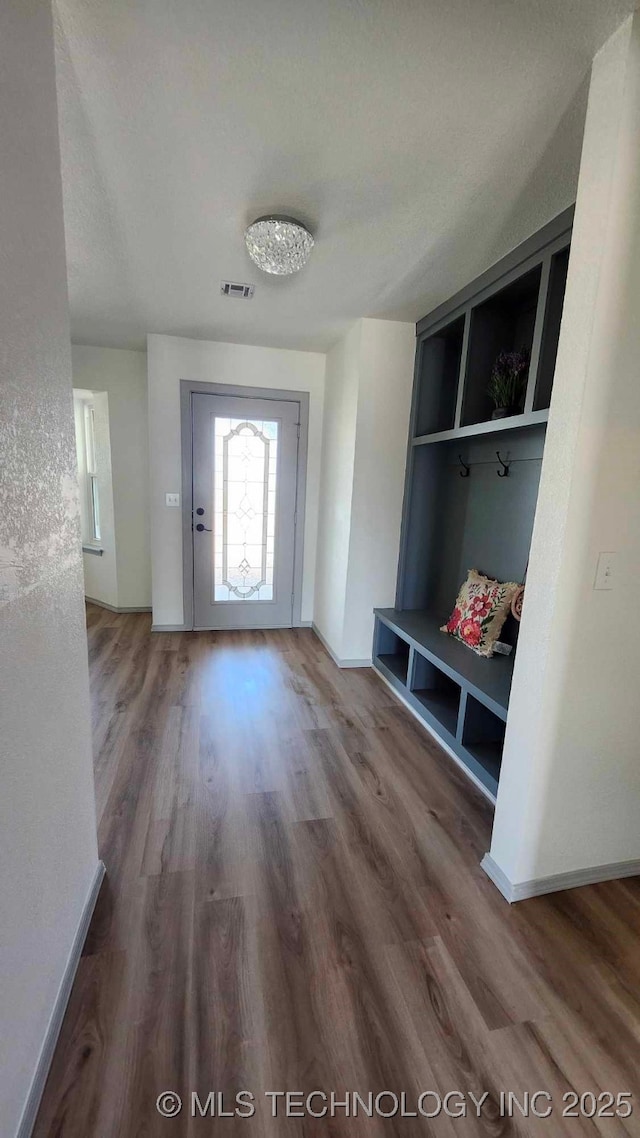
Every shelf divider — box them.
[453,308,472,430]
[524,254,552,414]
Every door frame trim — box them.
[180,379,310,631]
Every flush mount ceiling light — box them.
[244,215,314,276]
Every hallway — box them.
[34,606,640,1136]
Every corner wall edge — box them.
[481,852,640,903]
[16,860,106,1138]
[312,623,371,668]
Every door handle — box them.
[195,523,212,532]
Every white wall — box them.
[489,13,640,889]
[314,318,415,664]
[74,390,119,607]
[343,320,416,660]
[72,346,151,609]
[314,323,361,656]
[147,334,325,626]
[0,2,99,1133]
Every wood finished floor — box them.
[33,605,640,1136]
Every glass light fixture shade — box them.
[244,215,314,276]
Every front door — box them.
[191,392,300,630]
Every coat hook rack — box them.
[458,454,470,478]
[496,451,511,477]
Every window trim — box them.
[83,402,101,545]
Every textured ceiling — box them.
[54,0,635,353]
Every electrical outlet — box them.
[165,492,180,508]
[594,551,617,590]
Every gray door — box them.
[192,392,300,630]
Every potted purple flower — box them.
[487,349,529,419]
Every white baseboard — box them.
[86,596,151,614]
[481,852,640,903]
[16,860,106,1138]
[311,624,371,668]
[480,854,517,901]
[372,664,496,806]
[151,621,313,634]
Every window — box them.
[84,403,101,544]
[212,417,278,602]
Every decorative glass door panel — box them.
[213,417,278,602]
[192,393,299,630]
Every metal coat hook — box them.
[458,454,470,478]
[496,451,511,477]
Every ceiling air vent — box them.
[220,281,255,298]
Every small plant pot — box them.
[491,407,511,420]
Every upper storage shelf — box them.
[461,265,541,427]
[534,246,570,412]
[415,315,466,436]
[412,209,573,446]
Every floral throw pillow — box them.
[441,569,520,658]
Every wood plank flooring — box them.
[33,605,640,1136]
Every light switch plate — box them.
[165,492,180,508]
[594,551,617,590]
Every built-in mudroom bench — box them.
[373,207,573,803]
